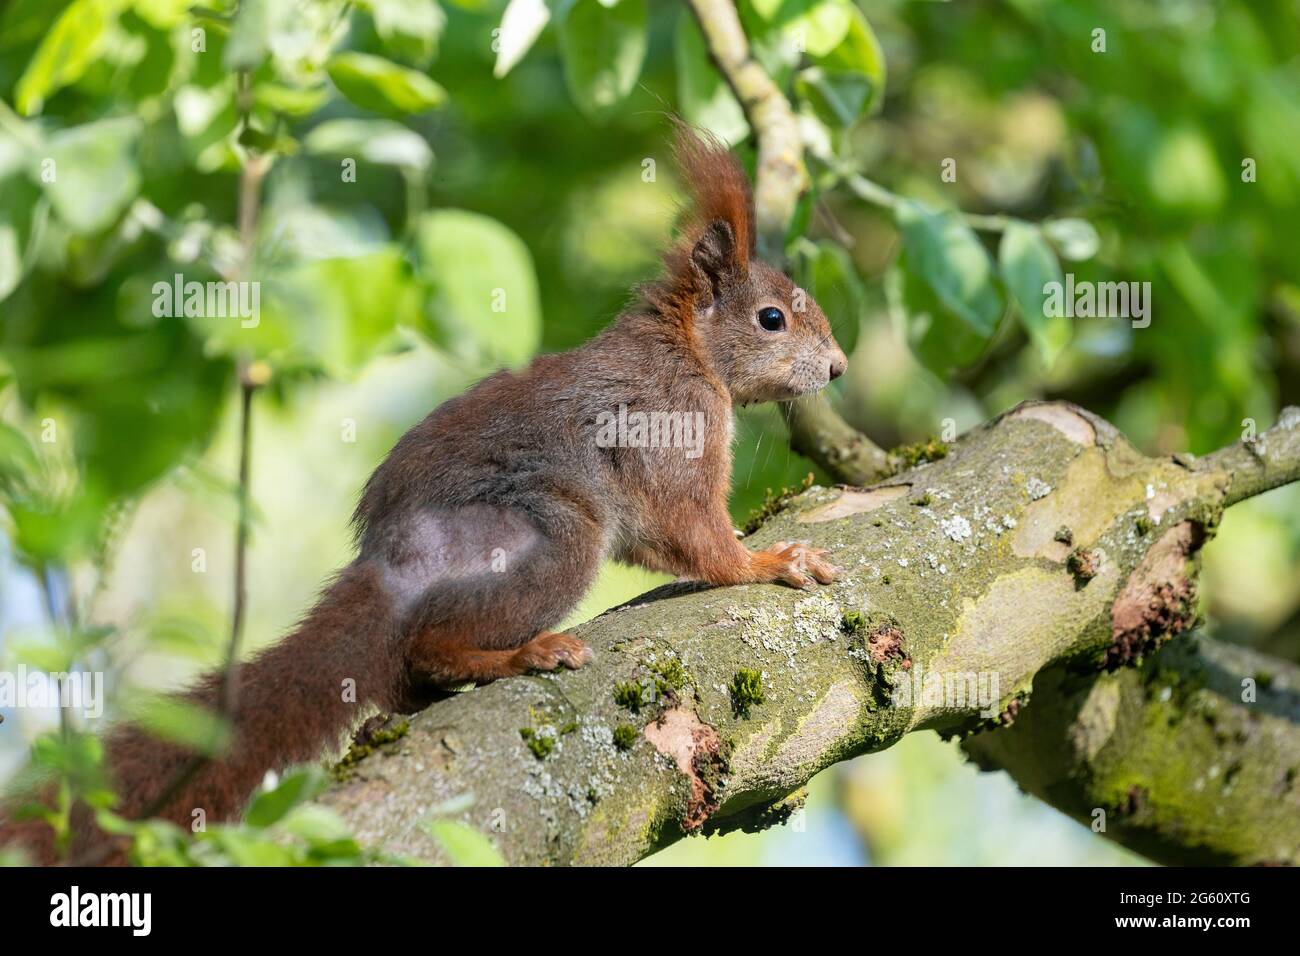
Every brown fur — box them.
[0,126,847,865]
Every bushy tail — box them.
[2,561,404,864]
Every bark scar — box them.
[643,707,729,830]
[1107,520,1204,670]
[1010,403,1098,446]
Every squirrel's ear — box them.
[690,219,737,306]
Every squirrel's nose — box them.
[828,349,847,381]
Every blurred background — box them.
[1,0,1298,865]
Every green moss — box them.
[1135,516,1154,535]
[613,680,644,712]
[892,436,949,469]
[912,492,933,507]
[559,721,579,735]
[519,727,555,760]
[841,610,866,633]
[331,718,410,782]
[612,724,639,750]
[742,472,815,535]
[729,669,766,719]
[649,656,688,696]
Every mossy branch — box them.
[963,633,1300,866]
[320,402,1300,865]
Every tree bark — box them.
[320,403,1300,865]
[963,633,1300,866]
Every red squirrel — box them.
[1,126,846,864]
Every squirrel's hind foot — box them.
[512,631,593,673]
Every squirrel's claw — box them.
[764,541,839,589]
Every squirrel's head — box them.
[646,125,847,406]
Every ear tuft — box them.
[637,121,757,325]
[672,122,755,273]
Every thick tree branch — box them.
[321,403,1300,864]
[963,633,1300,866]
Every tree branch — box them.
[320,402,1300,864]
[963,632,1300,866]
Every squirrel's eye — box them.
[757,307,786,332]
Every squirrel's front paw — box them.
[761,541,839,589]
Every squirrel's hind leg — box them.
[408,628,592,685]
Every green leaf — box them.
[41,117,142,235]
[0,421,39,496]
[327,52,447,115]
[203,828,299,866]
[425,820,506,866]
[244,768,329,827]
[675,12,748,145]
[1041,217,1100,262]
[415,209,542,367]
[304,118,433,171]
[364,0,445,65]
[0,203,25,303]
[769,0,852,58]
[13,0,113,115]
[193,247,421,377]
[130,0,195,29]
[891,199,1003,373]
[280,806,363,858]
[798,3,886,125]
[494,0,551,78]
[125,696,232,756]
[557,0,647,122]
[999,221,1069,368]
[223,0,298,72]
[253,83,331,118]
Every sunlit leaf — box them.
[304,118,433,171]
[415,209,542,367]
[364,0,445,65]
[891,199,1003,373]
[425,819,506,866]
[1042,217,1100,262]
[557,0,647,122]
[244,768,329,827]
[494,0,551,78]
[798,3,886,124]
[125,696,232,756]
[41,118,142,235]
[327,52,447,115]
[999,221,1069,368]
[223,0,297,72]
[13,0,111,115]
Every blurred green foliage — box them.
[1,0,1298,865]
